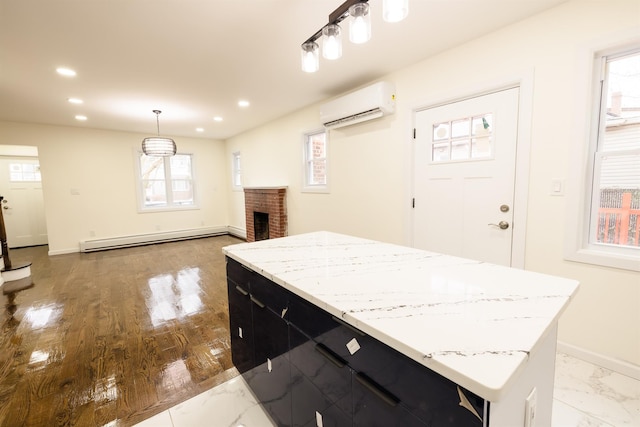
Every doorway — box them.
[412,87,522,267]
[0,146,48,248]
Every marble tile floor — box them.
[134,352,640,427]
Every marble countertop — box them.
[222,231,579,402]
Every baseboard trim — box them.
[557,341,640,381]
[227,225,246,240]
[49,226,247,256]
[79,226,229,253]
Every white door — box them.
[0,157,48,248]
[412,87,519,266]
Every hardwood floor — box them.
[0,235,244,426]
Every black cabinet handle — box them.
[315,343,347,368]
[234,285,249,296]
[355,372,400,407]
[331,316,365,336]
[240,264,254,272]
[250,295,265,309]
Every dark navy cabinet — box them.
[289,325,352,426]
[227,258,292,426]
[245,304,291,426]
[226,257,486,427]
[226,278,254,374]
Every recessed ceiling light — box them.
[196,128,204,132]
[75,115,87,121]
[213,116,223,122]
[238,100,250,108]
[68,98,83,104]
[56,67,77,77]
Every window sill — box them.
[564,247,640,272]
[138,205,200,214]
[302,186,330,194]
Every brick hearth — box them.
[244,187,287,242]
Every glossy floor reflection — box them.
[134,353,640,427]
[0,236,244,426]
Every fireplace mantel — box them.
[244,187,287,242]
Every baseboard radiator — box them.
[79,226,229,253]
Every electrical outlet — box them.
[524,387,537,427]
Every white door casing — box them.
[412,87,520,267]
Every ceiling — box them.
[0,0,567,141]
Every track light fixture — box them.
[301,0,408,73]
[142,110,177,157]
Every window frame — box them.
[231,151,242,191]
[302,129,329,193]
[565,41,640,272]
[134,151,199,213]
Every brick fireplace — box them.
[244,187,287,242]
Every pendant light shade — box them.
[348,2,371,44]
[382,0,409,22]
[142,110,176,156]
[322,24,342,60]
[301,41,320,72]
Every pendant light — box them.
[382,0,409,23]
[301,41,320,73]
[348,2,371,44]
[322,24,342,60]
[142,110,176,156]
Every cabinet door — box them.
[290,325,352,426]
[366,352,484,427]
[352,371,426,427]
[227,279,254,374]
[245,295,292,426]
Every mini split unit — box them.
[320,81,395,129]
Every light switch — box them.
[550,178,564,196]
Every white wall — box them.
[226,0,640,367]
[0,120,229,254]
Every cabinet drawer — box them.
[367,350,484,427]
[249,272,291,319]
[289,325,351,417]
[288,295,351,342]
[226,257,253,287]
[352,371,426,427]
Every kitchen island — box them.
[223,231,579,426]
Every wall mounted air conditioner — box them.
[320,81,395,129]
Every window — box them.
[9,162,41,182]
[567,44,640,271]
[431,113,493,163]
[137,153,196,210]
[303,130,328,192]
[589,50,640,250]
[231,151,242,190]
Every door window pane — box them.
[431,113,493,163]
[9,162,42,182]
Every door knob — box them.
[488,221,509,230]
